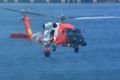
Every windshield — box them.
[66,29,81,36]
[73,29,81,34]
[66,29,73,34]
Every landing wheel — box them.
[44,46,51,57]
[81,41,87,46]
[74,46,79,53]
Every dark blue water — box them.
[0,3,120,80]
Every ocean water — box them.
[0,3,120,80]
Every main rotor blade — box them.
[74,16,120,20]
[0,7,47,17]
[1,7,119,21]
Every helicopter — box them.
[1,7,120,57]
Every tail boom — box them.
[10,16,32,39]
[10,33,32,39]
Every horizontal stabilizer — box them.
[10,33,32,39]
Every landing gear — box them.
[52,45,57,51]
[74,46,79,53]
[44,45,51,57]
[74,42,79,53]
[51,42,57,52]
[81,41,87,46]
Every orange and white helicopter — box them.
[1,8,120,57]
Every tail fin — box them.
[10,16,32,39]
[23,16,32,37]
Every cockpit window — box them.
[73,29,81,34]
[66,29,81,36]
[66,29,73,34]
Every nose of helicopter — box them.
[79,35,87,46]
